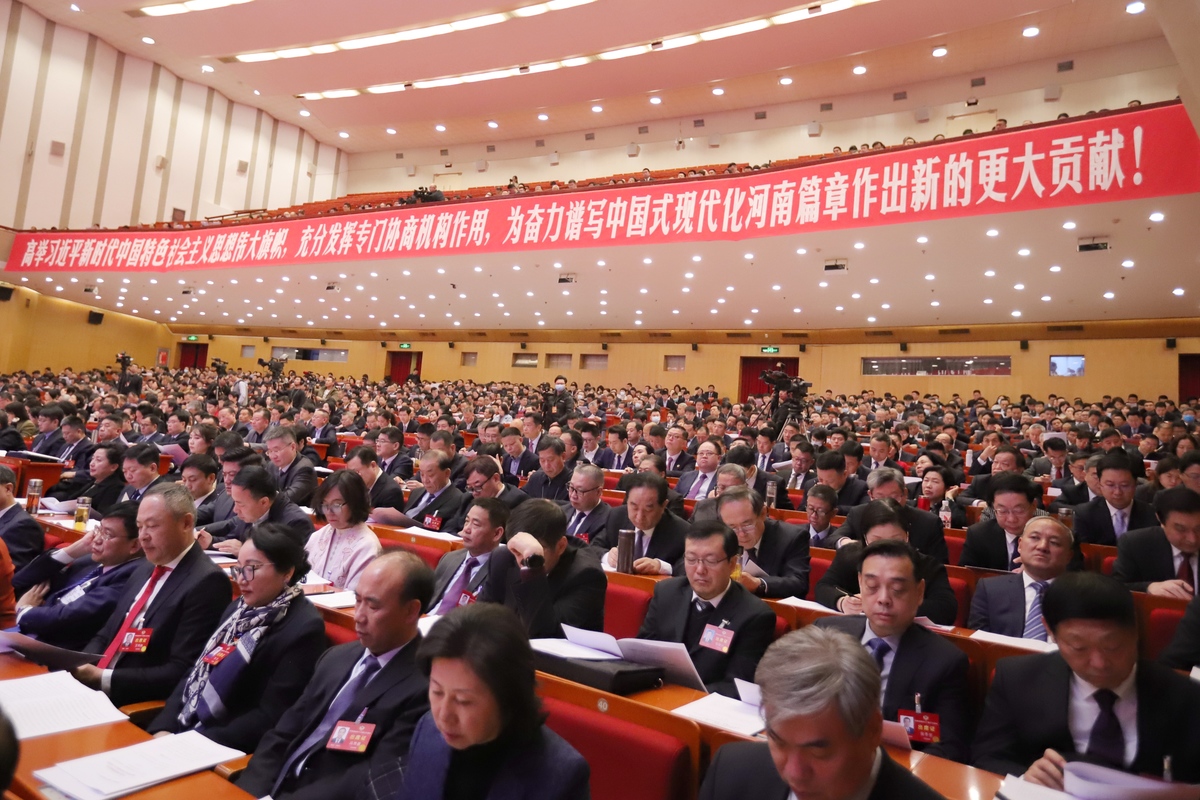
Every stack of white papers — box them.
[417,615,442,636]
[309,591,356,609]
[204,551,237,565]
[999,766,1200,799]
[302,572,332,586]
[969,629,1058,652]
[396,526,463,542]
[34,730,244,800]
[537,625,707,691]
[775,596,839,614]
[672,693,765,736]
[39,497,78,514]
[0,671,127,739]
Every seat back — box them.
[1145,607,1186,660]
[948,576,970,627]
[945,535,965,566]
[1101,555,1116,576]
[603,583,652,640]
[542,696,691,800]
[325,620,356,646]
[808,555,833,600]
[383,541,443,570]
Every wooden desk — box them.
[34,514,84,544]
[368,524,462,554]
[910,752,1003,800]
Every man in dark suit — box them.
[698,625,945,800]
[264,426,317,507]
[71,484,231,706]
[637,521,776,697]
[499,426,539,484]
[196,447,262,542]
[443,456,528,534]
[865,433,904,473]
[800,484,840,549]
[307,409,339,456]
[115,443,169,505]
[429,430,468,487]
[832,468,948,563]
[480,499,607,638]
[805,451,869,515]
[774,439,818,494]
[1096,426,1147,480]
[244,409,271,446]
[959,473,1042,571]
[1072,453,1157,546]
[675,439,723,501]
[968,516,1076,637]
[236,552,434,800]
[374,427,414,483]
[29,403,67,457]
[660,425,696,477]
[591,472,691,576]
[815,540,971,762]
[51,416,95,484]
[558,463,610,544]
[816,500,957,625]
[955,445,1027,510]
[521,436,572,502]
[1050,452,1101,511]
[1025,436,1070,482]
[0,465,43,570]
[722,446,795,511]
[372,451,465,531]
[973,572,1200,788]
[716,486,810,599]
[163,410,191,450]
[198,466,315,554]
[592,424,635,471]
[344,447,407,514]
[14,502,144,650]
[1113,486,1200,598]
[1161,592,1200,670]
[430,498,508,613]
[179,453,225,528]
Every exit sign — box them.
[186,335,199,342]
[398,343,412,349]
[761,346,780,354]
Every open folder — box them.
[532,625,707,691]
[0,631,100,671]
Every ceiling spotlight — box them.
[299,109,311,117]
[778,76,792,85]
[851,293,861,299]
[691,255,701,262]
[881,303,890,309]
[796,248,807,255]
[435,124,446,132]
[1149,211,1164,222]
[818,281,828,288]
[1011,310,1022,317]
[711,87,724,96]
[986,229,999,237]
[253,89,260,95]
[1173,288,1185,296]
[1014,283,1025,290]
[869,278,880,284]
[591,105,603,113]
[853,242,865,250]
[649,96,662,105]
[142,36,155,44]
[1062,221,1076,230]
[984,270,996,277]
[983,298,993,304]
[771,284,781,291]
[924,274,935,281]
[1017,248,1030,256]
[338,131,349,138]
[1122,259,1135,268]
[1103,291,1115,299]
[201,64,214,73]
[835,306,845,311]
[1049,265,1062,272]
[1041,295,1052,301]
[386,128,396,134]
[643,258,652,264]
[916,236,928,244]
[743,253,754,260]
[1022,26,1039,37]
[867,316,877,323]
[537,113,549,121]
[852,65,867,75]
[684,272,694,279]
[930,301,940,307]
[487,120,499,128]
[1126,1,1145,12]
[931,46,948,57]
[70,3,80,9]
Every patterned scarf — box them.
[177,583,304,729]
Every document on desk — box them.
[34,730,244,800]
[560,625,707,690]
[309,591,357,609]
[774,595,838,614]
[996,776,1071,799]
[397,525,463,542]
[39,497,78,514]
[1062,762,1200,800]
[204,551,237,565]
[0,632,101,671]
[154,443,189,467]
[671,693,765,736]
[969,629,1058,652]
[530,639,621,661]
[0,671,126,740]
[302,572,332,586]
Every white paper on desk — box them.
[997,775,1072,799]
[774,595,838,614]
[299,506,314,516]
[0,671,126,740]
[615,639,707,692]
[204,551,237,565]
[914,616,956,632]
[35,730,244,800]
[1190,666,1200,683]
[600,557,617,573]
[734,678,761,707]
[309,591,357,609]
[39,497,77,514]
[904,476,923,485]
[531,638,621,661]
[1046,486,1063,497]
[562,624,623,657]
[1063,762,1200,800]
[969,629,1058,652]
[397,525,463,542]
[302,572,332,586]
[881,720,913,752]
[314,466,334,475]
[417,615,442,636]
[671,693,765,737]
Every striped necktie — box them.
[1023,580,1048,641]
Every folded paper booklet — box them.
[969,629,1058,652]
[555,624,707,691]
[0,671,126,740]
[309,591,356,609]
[998,766,1200,800]
[0,631,101,671]
[672,692,765,737]
[39,497,78,514]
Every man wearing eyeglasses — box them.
[716,486,811,599]
[559,464,610,544]
[1073,453,1158,546]
[444,457,529,534]
[637,520,775,698]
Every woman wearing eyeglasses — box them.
[305,469,382,591]
[148,523,326,752]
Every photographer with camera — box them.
[762,366,811,435]
[115,354,141,398]
[541,375,575,426]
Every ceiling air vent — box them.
[893,91,907,101]
[693,119,705,128]
[235,327,251,333]
[754,111,767,120]
[509,332,531,337]
[865,330,895,337]
[782,332,809,339]
[648,332,672,338]
[1047,325,1085,332]
[326,282,340,292]
[584,132,595,141]
[938,328,971,335]
[469,332,487,337]
[1057,60,1074,72]
[419,332,436,337]
[725,333,751,339]
[638,126,649,135]
[439,149,449,157]
[820,102,833,112]
[1077,236,1109,252]
[824,259,848,272]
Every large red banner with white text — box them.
[6,103,1199,274]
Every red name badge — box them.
[575,532,590,544]
[699,624,735,653]
[118,628,152,653]
[203,643,237,665]
[326,721,377,752]
[423,514,444,531]
[457,591,476,607]
[898,711,941,744]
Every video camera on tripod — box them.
[257,357,286,380]
[211,358,229,378]
[115,352,133,370]
[761,367,812,439]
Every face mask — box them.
[633,401,643,410]
[555,383,565,391]
[618,391,626,399]
[650,414,661,423]
[1185,414,1195,423]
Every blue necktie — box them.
[1023,581,1048,641]
[866,637,891,670]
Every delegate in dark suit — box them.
[478,539,606,638]
[210,498,315,547]
[814,615,972,762]
[149,595,327,753]
[1111,525,1180,591]
[637,578,775,697]
[674,470,716,501]
[84,545,232,706]
[1160,593,1200,670]
[0,426,25,452]
[194,487,228,528]
[816,543,958,625]
[592,447,633,471]
[269,455,318,507]
[429,549,493,608]
[0,504,45,571]
[751,472,795,510]
[590,506,691,576]
[403,485,466,529]
[367,476,407,513]
[236,640,430,800]
[117,475,170,505]
[445,486,528,534]
[805,478,869,515]
[966,573,1032,637]
[958,519,1017,571]
[660,449,696,477]
[380,454,415,483]
[743,519,811,599]
[557,499,610,544]
[1071,497,1157,546]
[833,504,949,565]
[30,428,66,457]
[71,472,127,514]
[522,468,571,503]
[501,450,539,483]
[699,741,945,800]
[15,554,144,650]
[972,653,1200,782]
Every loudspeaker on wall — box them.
[1167,338,1177,349]
[1020,340,1029,350]
[900,342,908,352]
[87,311,104,325]
[691,343,698,352]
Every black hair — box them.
[230,465,279,500]
[815,451,846,472]
[1042,572,1136,632]
[123,443,159,467]
[311,468,371,525]
[470,496,510,531]
[345,446,379,466]
[857,538,920,576]
[180,453,220,478]
[505,498,566,546]
[988,472,1040,504]
[686,519,739,558]
[535,436,565,455]
[624,471,668,503]
[1154,485,1200,523]
[248,522,312,586]
[860,498,905,534]
[102,501,141,539]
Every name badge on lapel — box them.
[699,623,735,653]
[458,591,476,607]
[326,721,376,752]
[202,642,238,665]
[118,628,153,653]
[898,710,941,744]
[423,513,443,531]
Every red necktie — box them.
[97,565,169,668]
[1178,557,1195,594]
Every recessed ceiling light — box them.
[1049,265,1061,272]
[916,236,928,244]
[1041,295,1052,301]
[1173,288,1185,296]
[682,287,690,292]
[869,278,880,284]
[338,131,349,138]
[1062,221,1076,230]
[725,285,735,292]
[1122,260,1135,268]
[932,46,947,57]
[643,258,652,264]
[201,64,214,73]
[386,128,396,134]
[70,3,80,10]
[984,270,996,277]
[513,265,521,271]
[983,298,993,304]
[835,306,845,311]
[867,316,877,322]
[672,309,680,314]
[851,293,861,299]
[142,36,155,44]
[597,260,605,266]
[818,281,828,288]
[793,308,801,313]
[487,120,498,128]
[684,272,694,279]
[986,229,999,237]
[771,285,781,291]
[778,76,792,85]
[253,89,260,95]
[1018,248,1030,256]
[853,242,865,250]
[710,309,718,314]
[796,248,807,255]
[852,65,867,75]
[434,124,446,132]
[930,301,940,307]
[537,113,549,121]
[649,96,662,105]
[924,274,935,281]
[1022,26,1039,37]
[1014,283,1025,290]
[1149,211,1164,222]
[717,298,725,304]
[591,105,603,113]
[743,319,752,325]
[300,110,310,117]
[640,288,648,294]
[881,303,891,310]
[1011,310,1022,317]
[1103,291,1115,299]
[711,87,724,96]
[1127,1,1146,11]
[743,253,754,260]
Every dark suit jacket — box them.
[751,472,795,510]
[774,466,817,496]
[522,468,572,503]
[149,595,327,753]
[501,449,539,483]
[593,447,633,471]
[1160,593,1200,670]
[429,548,494,608]
[445,485,529,534]
[403,485,466,530]
[0,426,25,452]
[967,573,1037,638]
[117,475,170,505]
[799,522,839,550]
[1072,497,1158,546]
[236,639,430,800]
[700,742,945,800]
[30,428,66,457]
[591,507,692,576]
[15,554,145,650]
[814,616,972,762]
[194,487,228,528]
[73,473,127,514]
[380,453,414,482]
[211,498,315,547]
[675,470,717,500]
[557,500,611,544]
[1113,526,1182,592]
[958,519,1016,572]
[816,543,958,626]
[637,577,775,698]
[270,455,318,507]
[389,712,589,800]
[805,478,870,515]
[0,504,44,571]
[659,449,696,477]
[972,654,1200,781]
[833,504,949,564]
[479,540,606,638]
[85,545,232,706]
[746,520,811,599]
[367,475,408,513]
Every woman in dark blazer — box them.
[367,604,589,800]
[912,465,968,529]
[149,523,327,753]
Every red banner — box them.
[7,104,1199,274]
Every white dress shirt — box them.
[1022,571,1056,619]
[1069,666,1138,767]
